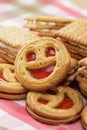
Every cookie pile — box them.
[24,15,73,37]
[0,15,87,128]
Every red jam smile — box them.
[57,97,73,109]
[30,65,55,79]
[46,48,55,57]
[38,99,48,104]
[27,53,36,61]
[0,73,7,81]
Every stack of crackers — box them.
[0,15,87,129]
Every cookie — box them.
[15,37,71,91]
[61,57,78,85]
[26,86,83,125]
[0,63,28,99]
[0,56,8,63]
[56,19,87,58]
[0,26,39,63]
[70,52,84,60]
[76,58,87,96]
[78,58,87,67]
[24,15,74,37]
[81,106,87,130]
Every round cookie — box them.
[15,37,71,91]
[0,63,28,99]
[26,86,83,124]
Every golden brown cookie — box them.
[0,26,39,63]
[61,57,78,85]
[15,37,71,91]
[81,106,87,130]
[0,56,8,63]
[76,58,87,97]
[0,63,28,99]
[56,19,87,58]
[26,86,83,125]
[24,15,74,37]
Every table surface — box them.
[0,0,87,130]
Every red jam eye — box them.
[0,73,7,81]
[46,48,55,57]
[57,97,73,109]
[38,99,48,104]
[27,52,36,62]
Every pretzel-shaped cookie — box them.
[0,63,27,94]
[26,86,83,124]
[15,37,70,91]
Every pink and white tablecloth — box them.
[0,0,87,130]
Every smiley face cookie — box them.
[0,63,28,99]
[15,37,71,91]
[26,86,83,125]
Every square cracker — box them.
[0,26,38,49]
[56,19,87,47]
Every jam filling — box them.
[27,52,36,61]
[27,48,55,79]
[0,73,7,81]
[38,99,48,104]
[57,97,73,109]
[38,97,73,109]
[30,65,55,79]
[46,47,55,57]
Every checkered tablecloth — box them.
[0,0,87,130]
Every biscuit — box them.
[56,19,87,58]
[81,106,87,130]
[79,82,87,97]
[26,86,83,124]
[0,56,8,63]
[15,37,71,91]
[0,26,39,63]
[0,52,14,64]
[24,15,74,37]
[76,58,87,96]
[0,63,28,99]
[60,57,78,85]
[0,92,26,100]
[78,58,87,67]
[70,52,84,60]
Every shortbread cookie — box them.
[78,82,87,97]
[0,26,39,63]
[24,15,74,37]
[0,56,8,63]
[0,63,28,99]
[26,86,83,125]
[81,106,87,130]
[61,57,78,85]
[0,92,26,100]
[15,37,71,91]
[76,58,87,96]
[0,52,14,64]
[70,52,84,60]
[79,58,87,66]
[56,19,87,58]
